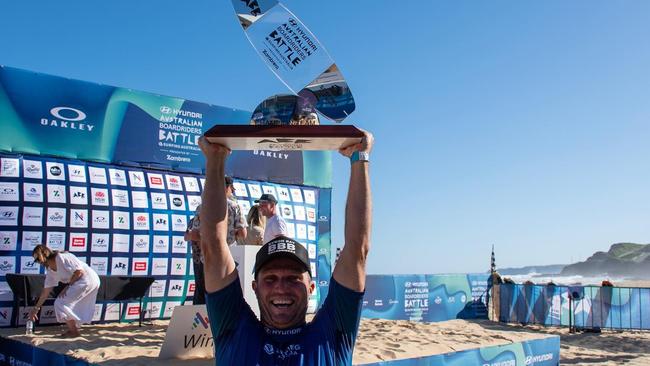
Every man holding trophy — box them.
[198,127,372,365]
[195,1,372,364]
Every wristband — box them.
[350,151,369,163]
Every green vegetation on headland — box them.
[560,243,650,278]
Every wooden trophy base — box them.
[203,125,363,151]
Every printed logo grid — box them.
[0,154,325,326]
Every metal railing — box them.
[490,283,650,331]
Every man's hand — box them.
[339,129,373,158]
[199,136,231,160]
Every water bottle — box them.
[25,320,34,335]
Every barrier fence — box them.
[494,283,650,331]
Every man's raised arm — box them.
[199,137,238,292]
[333,130,373,292]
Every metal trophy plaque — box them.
[214,1,360,150]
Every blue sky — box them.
[2,1,649,274]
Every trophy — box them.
[204,1,361,151]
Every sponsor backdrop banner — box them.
[0,66,332,187]
[0,154,330,327]
[362,274,489,322]
[498,284,650,330]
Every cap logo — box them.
[268,241,296,254]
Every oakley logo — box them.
[50,107,86,121]
[173,198,182,207]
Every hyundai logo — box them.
[50,107,87,121]
[160,106,172,114]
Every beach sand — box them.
[1,318,649,365]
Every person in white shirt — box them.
[28,245,101,337]
[255,193,288,244]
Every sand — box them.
[1,318,649,365]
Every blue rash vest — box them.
[206,276,364,365]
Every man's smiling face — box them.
[253,257,314,329]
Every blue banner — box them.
[362,274,489,322]
[0,335,91,366]
[0,332,560,366]
[362,335,560,366]
[0,66,249,172]
[0,66,332,187]
[497,284,650,330]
